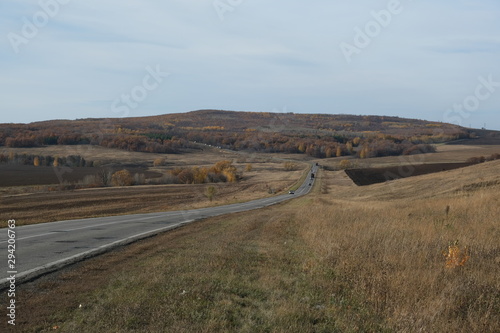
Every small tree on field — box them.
[210,160,238,182]
[153,158,167,167]
[339,159,352,170]
[359,146,369,159]
[346,141,353,154]
[97,169,112,186]
[33,156,40,167]
[134,173,146,185]
[177,168,195,184]
[111,169,133,186]
[336,146,342,157]
[284,162,297,171]
[205,186,217,201]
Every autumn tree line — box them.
[1,129,191,154]
[0,130,441,159]
[0,110,471,159]
[0,152,90,167]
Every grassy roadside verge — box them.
[288,163,312,192]
[1,195,385,333]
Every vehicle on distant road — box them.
[288,190,295,194]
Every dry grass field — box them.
[0,145,212,166]
[0,171,307,228]
[0,144,305,168]
[0,145,310,227]
[2,156,499,332]
[318,143,500,170]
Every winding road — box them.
[0,165,317,288]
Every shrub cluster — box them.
[170,160,238,184]
[466,153,500,164]
[77,160,240,190]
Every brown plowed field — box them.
[0,180,298,227]
[345,162,475,186]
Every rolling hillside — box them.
[0,110,480,160]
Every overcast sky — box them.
[1,0,499,130]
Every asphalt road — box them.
[0,165,317,288]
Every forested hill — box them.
[0,110,485,159]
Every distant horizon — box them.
[2,109,499,132]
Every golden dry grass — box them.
[318,144,500,169]
[328,157,500,201]
[0,144,312,167]
[2,158,499,332]
[299,182,500,332]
